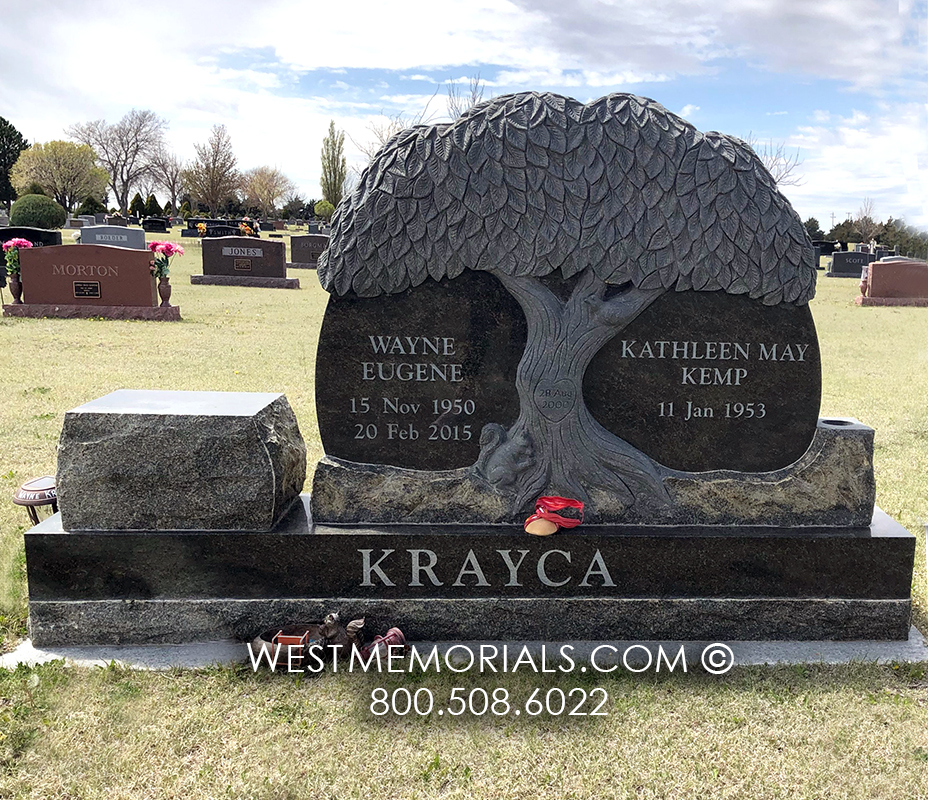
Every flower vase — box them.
[158,276,172,307]
[9,274,23,304]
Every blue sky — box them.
[2,0,925,230]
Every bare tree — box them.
[182,125,240,214]
[446,73,485,120]
[150,149,185,212]
[320,120,348,207]
[348,86,442,168]
[243,166,295,219]
[745,132,803,187]
[67,109,167,213]
[854,198,882,242]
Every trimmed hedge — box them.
[10,194,67,228]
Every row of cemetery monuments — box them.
[0,224,332,320]
[12,92,921,648]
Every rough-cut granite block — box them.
[311,418,875,527]
[57,390,306,531]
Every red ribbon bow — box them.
[524,496,585,533]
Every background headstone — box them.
[201,236,286,278]
[19,244,156,306]
[0,226,62,247]
[142,217,168,233]
[203,225,239,237]
[79,225,146,250]
[289,234,329,268]
[830,251,871,276]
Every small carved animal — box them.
[474,424,534,489]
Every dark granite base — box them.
[856,296,928,307]
[286,261,317,270]
[190,276,300,289]
[25,497,914,645]
[28,598,912,646]
[3,304,181,321]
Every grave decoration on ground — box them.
[192,236,299,289]
[3,243,180,320]
[23,92,914,647]
[288,233,329,269]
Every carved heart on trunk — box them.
[533,380,578,423]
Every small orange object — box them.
[524,496,584,536]
[273,629,311,668]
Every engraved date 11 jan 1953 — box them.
[659,401,767,420]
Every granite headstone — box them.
[79,225,146,250]
[0,226,62,247]
[18,244,156,306]
[202,237,286,278]
[142,217,168,233]
[289,234,329,269]
[192,236,299,289]
[18,91,915,648]
[829,251,871,277]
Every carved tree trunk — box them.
[477,268,668,514]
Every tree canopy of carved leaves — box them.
[319,92,815,306]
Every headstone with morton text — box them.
[21,92,914,646]
[4,244,180,320]
[191,236,299,289]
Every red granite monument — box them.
[857,259,928,307]
[3,244,181,320]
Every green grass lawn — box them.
[1,233,927,798]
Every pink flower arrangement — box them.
[3,238,34,275]
[147,240,185,278]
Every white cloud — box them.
[766,111,788,116]
[492,68,670,89]
[786,103,928,228]
[679,104,700,118]
[0,0,923,228]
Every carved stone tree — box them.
[318,92,816,512]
